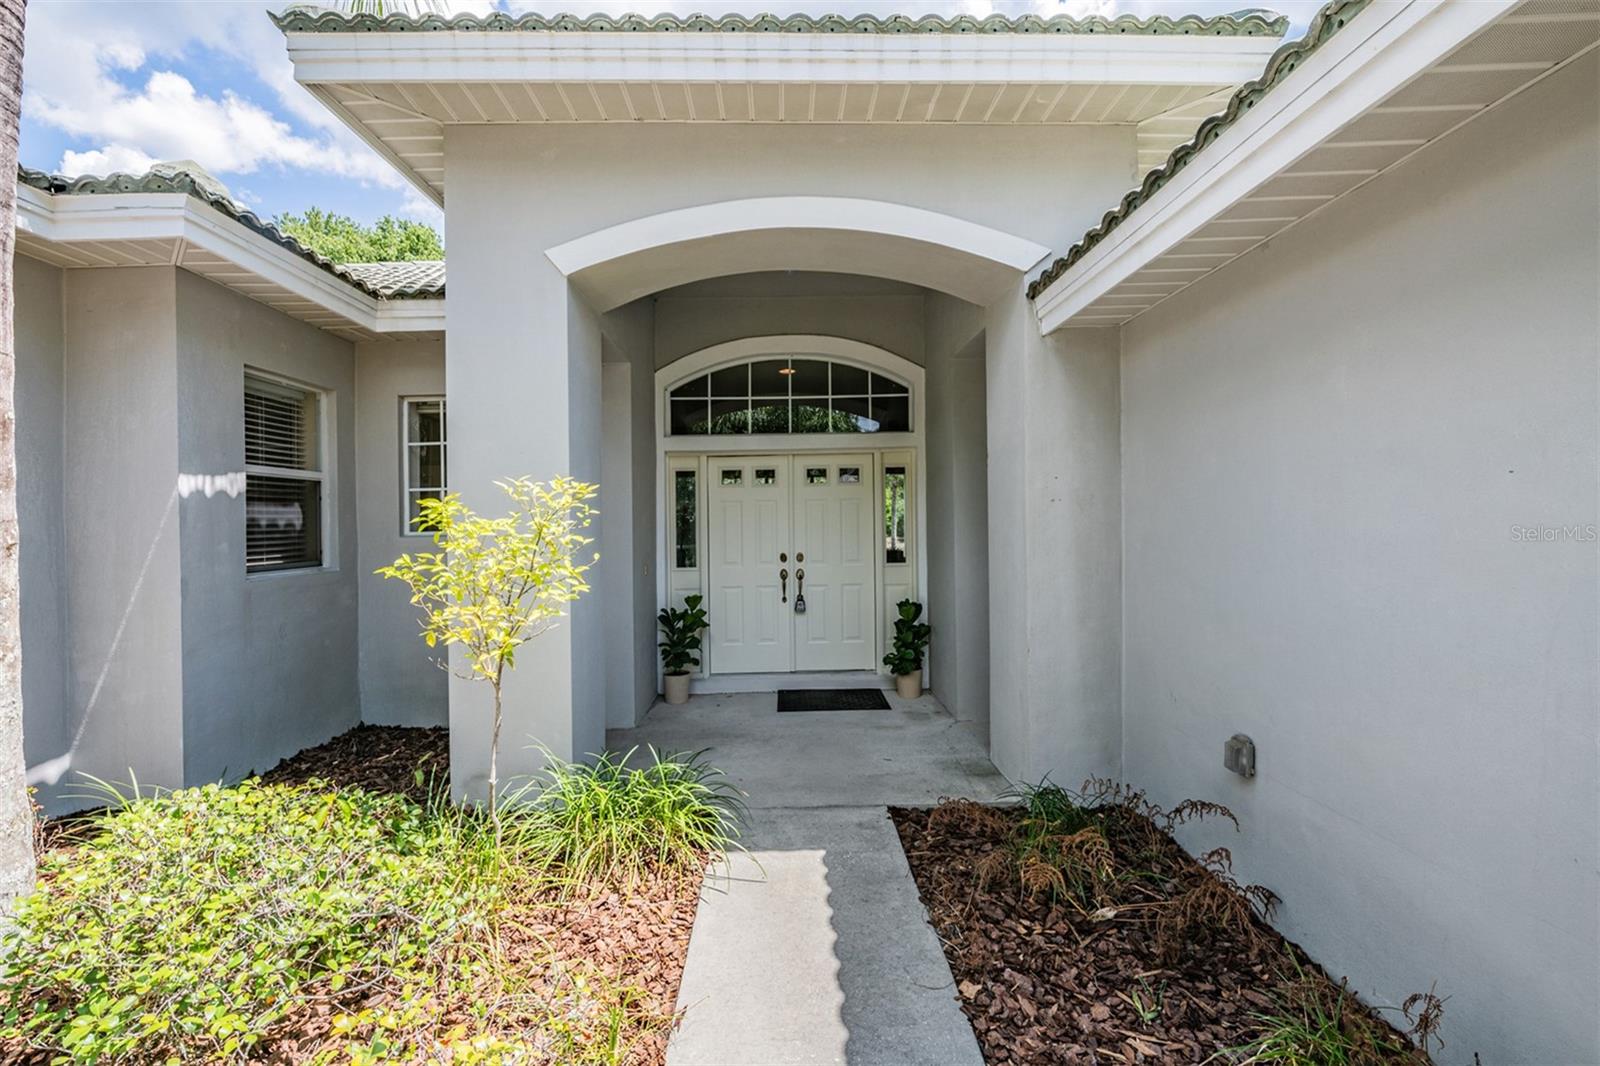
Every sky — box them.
[18,0,1323,235]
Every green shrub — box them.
[0,779,500,1062]
[506,746,743,889]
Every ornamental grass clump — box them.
[0,779,501,1063]
[505,746,743,891]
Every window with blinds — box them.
[244,371,325,573]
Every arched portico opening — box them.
[545,196,1050,311]
[651,335,929,692]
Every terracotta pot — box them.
[894,669,923,700]
[663,671,692,705]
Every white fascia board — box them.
[374,298,447,332]
[1034,0,1516,334]
[285,30,1280,87]
[18,186,444,335]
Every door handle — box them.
[779,567,788,603]
[794,567,806,614]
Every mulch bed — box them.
[891,799,1433,1066]
[260,722,451,804]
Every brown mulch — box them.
[260,722,451,803]
[891,800,1432,1066]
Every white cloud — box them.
[22,0,408,187]
[57,144,158,177]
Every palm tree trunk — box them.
[0,0,33,911]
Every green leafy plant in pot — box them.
[884,599,931,699]
[658,594,709,704]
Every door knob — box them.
[779,567,789,603]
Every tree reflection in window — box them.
[674,469,697,568]
[884,466,907,564]
[669,357,910,435]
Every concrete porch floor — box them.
[607,691,1008,1065]
[607,689,1007,810]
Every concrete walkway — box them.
[608,691,1007,1065]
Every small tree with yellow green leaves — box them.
[378,476,598,824]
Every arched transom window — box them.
[667,357,911,436]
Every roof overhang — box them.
[1033,0,1600,332]
[279,18,1288,207]
[16,184,444,341]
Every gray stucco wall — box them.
[986,285,1123,787]
[654,273,928,369]
[14,255,71,811]
[59,268,186,803]
[1118,53,1599,1063]
[924,292,989,732]
[174,271,359,784]
[354,338,448,726]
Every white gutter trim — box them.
[1034,0,1516,334]
[17,186,442,334]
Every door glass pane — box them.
[754,467,777,486]
[750,359,791,396]
[791,402,837,433]
[671,374,709,398]
[871,395,911,433]
[708,399,749,435]
[884,466,907,563]
[674,470,697,568]
[838,466,861,484]
[709,365,748,397]
[806,467,828,485]
[832,395,873,432]
[871,373,909,396]
[789,359,829,397]
[749,399,789,434]
[670,398,710,435]
[831,363,869,395]
[720,468,742,486]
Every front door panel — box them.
[707,458,792,673]
[792,455,876,672]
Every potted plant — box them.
[884,599,931,699]
[658,594,709,705]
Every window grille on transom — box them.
[667,357,910,436]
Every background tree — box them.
[274,207,443,264]
[0,0,32,910]
[378,477,597,827]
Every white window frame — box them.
[400,395,447,536]
[244,367,333,576]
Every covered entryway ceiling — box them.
[275,11,1288,207]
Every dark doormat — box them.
[776,688,891,713]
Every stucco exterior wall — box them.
[654,274,928,370]
[59,267,185,801]
[923,292,989,731]
[174,271,360,785]
[1118,53,1599,1063]
[354,337,448,726]
[14,255,71,811]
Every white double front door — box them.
[707,454,877,674]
